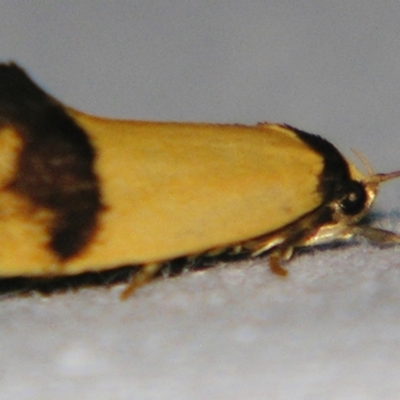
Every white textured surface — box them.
[1,2,400,399]
[2,237,400,399]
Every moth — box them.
[0,63,399,298]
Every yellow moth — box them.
[0,63,399,298]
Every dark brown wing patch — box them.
[0,63,102,259]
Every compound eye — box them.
[339,181,367,215]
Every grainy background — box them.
[1,2,400,399]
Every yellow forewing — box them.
[59,112,325,274]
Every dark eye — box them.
[339,181,367,215]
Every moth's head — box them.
[331,169,400,224]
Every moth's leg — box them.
[120,262,163,299]
[268,251,288,276]
[354,226,400,245]
[246,233,294,276]
[267,247,294,276]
